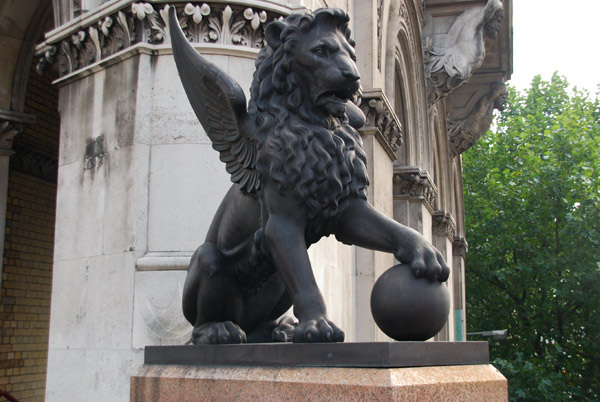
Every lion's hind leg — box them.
[183,243,247,344]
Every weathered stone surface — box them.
[147,143,230,252]
[47,348,142,402]
[48,253,136,350]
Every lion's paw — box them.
[271,316,298,342]
[293,318,344,343]
[191,321,247,344]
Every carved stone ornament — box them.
[0,111,36,156]
[453,236,468,256]
[448,81,507,156]
[36,2,285,78]
[169,8,450,344]
[0,121,20,156]
[359,90,403,152]
[10,143,58,183]
[423,0,504,104]
[432,210,456,240]
[393,167,437,211]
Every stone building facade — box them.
[0,0,511,400]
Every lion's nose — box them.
[343,70,360,82]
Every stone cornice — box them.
[392,166,437,212]
[359,89,403,157]
[35,2,290,79]
[432,210,456,240]
[453,236,468,256]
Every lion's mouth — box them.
[316,87,357,106]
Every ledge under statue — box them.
[168,6,451,345]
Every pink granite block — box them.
[130,364,508,401]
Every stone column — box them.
[35,3,293,401]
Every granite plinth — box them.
[131,342,507,401]
[131,364,508,401]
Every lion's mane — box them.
[248,9,369,236]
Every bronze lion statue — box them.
[168,7,450,344]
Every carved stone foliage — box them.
[448,82,507,156]
[423,0,504,104]
[453,236,468,256]
[393,167,437,211]
[36,3,284,78]
[10,143,58,183]
[359,91,403,152]
[432,210,456,239]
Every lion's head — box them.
[248,9,368,230]
[249,8,360,120]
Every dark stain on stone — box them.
[84,135,105,170]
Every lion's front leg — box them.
[334,198,450,282]
[261,186,344,343]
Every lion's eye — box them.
[312,46,327,57]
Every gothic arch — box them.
[0,1,59,398]
[384,0,429,168]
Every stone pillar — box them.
[432,210,457,341]
[453,236,468,340]
[35,3,293,401]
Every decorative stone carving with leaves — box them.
[36,2,283,78]
[393,167,437,210]
[433,210,456,239]
[359,92,403,152]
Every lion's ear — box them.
[265,20,285,48]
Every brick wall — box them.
[0,63,59,401]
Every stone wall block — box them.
[102,144,150,255]
[150,55,229,146]
[57,75,96,167]
[48,253,135,350]
[147,143,230,252]
[46,348,142,402]
[132,270,191,348]
[54,160,105,261]
[308,237,355,341]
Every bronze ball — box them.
[370,264,450,341]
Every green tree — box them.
[463,73,600,400]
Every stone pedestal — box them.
[131,364,506,401]
[130,342,507,401]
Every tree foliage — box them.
[463,74,600,400]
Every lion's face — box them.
[289,25,361,118]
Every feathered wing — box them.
[168,6,259,193]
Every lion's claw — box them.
[400,236,451,283]
[191,321,247,344]
[293,318,344,343]
[272,316,297,342]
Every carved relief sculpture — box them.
[448,82,508,156]
[169,7,450,344]
[423,0,504,104]
[36,3,282,77]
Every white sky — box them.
[509,0,600,94]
